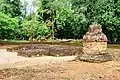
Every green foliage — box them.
[36,24,50,39]
[21,18,50,40]
[0,0,24,40]
[117,0,120,13]
[56,0,120,42]
[0,0,120,43]
[0,12,19,39]
[37,0,120,43]
[41,0,88,38]
[0,0,23,18]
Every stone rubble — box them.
[78,24,113,62]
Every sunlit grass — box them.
[0,40,29,43]
[107,44,120,49]
[0,39,120,49]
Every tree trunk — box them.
[52,22,55,39]
[51,11,56,39]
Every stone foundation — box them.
[83,41,107,54]
[77,53,113,63]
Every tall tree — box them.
[1,0,23,18]
[0,0,25,40]
[37,0,57,39]
[0,12,19,39]
[71,0,120,42]
[37,0,72,39]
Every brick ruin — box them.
[78,24,112,62]
[83,24,108,54]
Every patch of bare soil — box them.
[0,61,120,80]
[0,45,19,49]
[0,45,120,80]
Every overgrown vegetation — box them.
[0,0,120,43]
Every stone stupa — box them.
[78,24,113,62]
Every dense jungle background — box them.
[0,0,120,43]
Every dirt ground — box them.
[0,45,120,80]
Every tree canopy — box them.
[0,0,120,43]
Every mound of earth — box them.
[7,44,82,57]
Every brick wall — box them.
[83,41,107,54]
